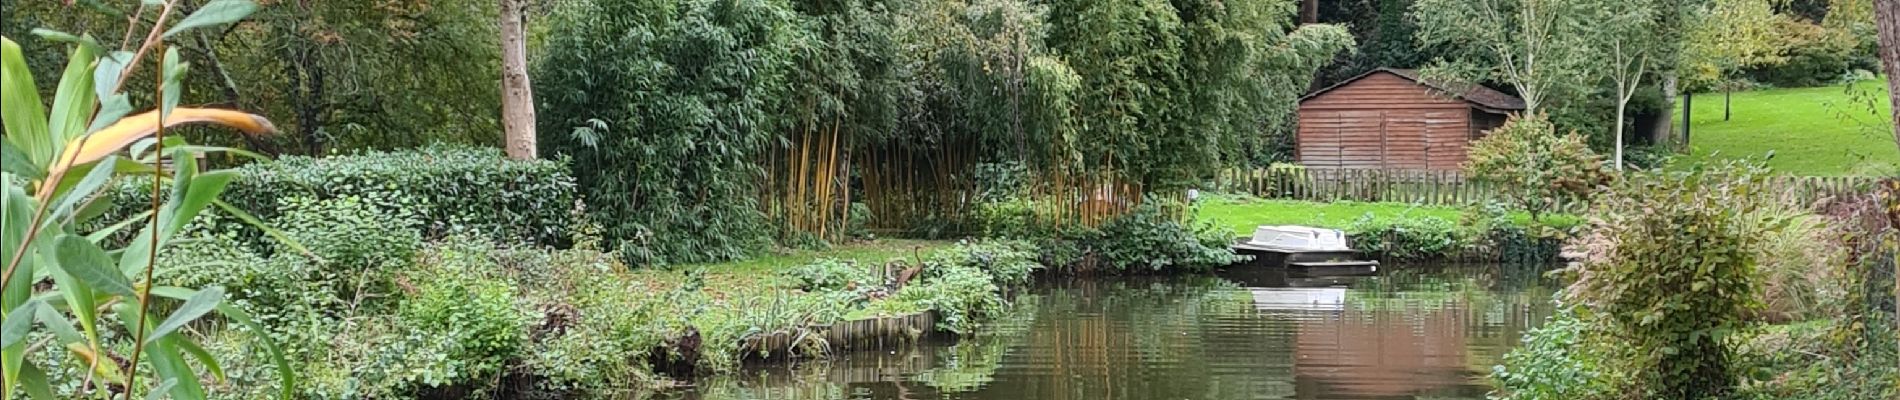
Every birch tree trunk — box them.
[1877,0,1900,152]
[501,0,538,160]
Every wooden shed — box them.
[1296,68,1526,170]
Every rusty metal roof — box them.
[1302,68,1527,112]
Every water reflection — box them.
[654,264,1559,400]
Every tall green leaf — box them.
[1,38,52,167]
[144,287,222,345]
[162,0,259,38]
[47,41,98,146]
[0,300,40,348]
[54,234,136,299]
[152,286,294,399]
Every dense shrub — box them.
[1465,114,1612,220]
[784,259,879,292]
[397,240,532,384]
[110,146,578,248]
[873,263,1005,334]
[1745,19,1858,88]
[1087,199,1243,273]
[926,240,1043,288]
[1344,214,1467,261]
[277,195,424,271]
[538,0,799,267]
[1567,162,1784,399]
[1490,305,1616,400]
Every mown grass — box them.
[1675,79,1895,176]
[645,239,954,295]
[1196,196,1580,236]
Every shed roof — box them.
[1301,68,1527,112]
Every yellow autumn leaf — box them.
[49,107,276,176]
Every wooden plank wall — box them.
[1298,71,1476,170]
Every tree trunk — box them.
[1651,74,1678,147]
[501,0,538,160]
[1723,87,1731,122]
[1300,0,1318,24]
[1877,0,1900,152]
[1615,99,1626,170]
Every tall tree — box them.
[1681,0,1787,123]
[1587,0,1662,170]
[501,0,538,160]
[1876,0,1900,150]
[1414,0,1595,114]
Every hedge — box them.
[107,145,577,248]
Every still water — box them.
[671,264,1560,400]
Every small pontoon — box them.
[1230,226,1379,275]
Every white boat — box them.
[1228,225,1379,275]
[1232,226,1352,252]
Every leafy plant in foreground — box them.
[0,1,296,398]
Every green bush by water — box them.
[104,146,578,248]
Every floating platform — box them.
[1230,226,1379,276]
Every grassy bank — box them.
[1197,196,1580,236]
[668,239,953,293]
[1675,79,1896,176]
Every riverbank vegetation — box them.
[7,0,1900,399]
[1491,162,1899,400]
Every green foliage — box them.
[1345,214,1467,261]
[1465,114,1612,219]
[276,195,422,271]
[1087,199,1243,273]
[1733,319,1900,400]
[395,240,530,385]
[1490,306,1617,399]
[783,259,878,292]
[2,9,298,396]
[925,240,1043,288]
[876,263,1004,334]
[1567,162,1785,399]
[538,0,801,267]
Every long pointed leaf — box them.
[88,93,132,134]
[0,141,42,181]
[173,335,226,382]
[53,107,276,179]
[0,300,40,348]
[94,50,131,99]
[162,0,259,38]
[144,287,222,345]
[213,200,312,258]
[48,40,99,143]
[33,304,84,345]
[54,234,136,299]
[1,38,51,166]
[160,48,185,117]
[152,286,294,399]
[18,362,55,400]
[145,377,179,400]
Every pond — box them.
[665,264,1561,400]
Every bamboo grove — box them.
[536,0,1354,266]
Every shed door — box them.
[1382,111,1430,170]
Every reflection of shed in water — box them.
[1251,288,1479,399]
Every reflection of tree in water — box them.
[913,294,1042,393]
[660,266,1561,400]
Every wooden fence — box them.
[1215,168,1882,208]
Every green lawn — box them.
[1199,198,1464,235]
[1197,197,1580,236]
[662,239,953,293]
[1675,79,1896,176]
